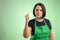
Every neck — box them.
[36,17,44,22]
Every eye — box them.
[40,10,42,11]
[36,9,39,11]
[36,9,42,11]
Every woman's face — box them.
[35,5,43,18]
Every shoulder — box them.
[28,18,35,28]
[44,18,51,24]
[44,18,50,22]
[29,18,35,23]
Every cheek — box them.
[40,12,43,16]
[35,11,37,15]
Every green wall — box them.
[0,0,60,40]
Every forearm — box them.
[50,30,53,40]
[23,21,31,38]
[50,35,53,40]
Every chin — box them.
[36,16,41,18]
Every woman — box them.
[23,3,53,40]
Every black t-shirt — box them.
[28,18,52,36]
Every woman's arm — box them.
[49,30,53,40]
[23,14,32,38]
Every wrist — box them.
[26,20,29,23]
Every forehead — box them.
[35,5,42,10]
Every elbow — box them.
[23,33,29,38]
[50,36,53,40]
[23,36,29,38]
[49,35,53,40]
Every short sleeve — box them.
[45,19,52,30]
[28,19,35,28]
[28,20,32,28]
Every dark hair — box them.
[33,3,46,18]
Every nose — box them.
[37,10,40,13]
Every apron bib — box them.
[30,19,50,40]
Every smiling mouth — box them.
[37,13,40,16]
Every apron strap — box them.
[35,18,47,27]
[44,19,48,26]
[35,19,36,27]
[44,19,47,25]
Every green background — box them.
[0,0,60,40]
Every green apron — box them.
[30,19,50,40]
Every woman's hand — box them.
[25,14,29,22]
